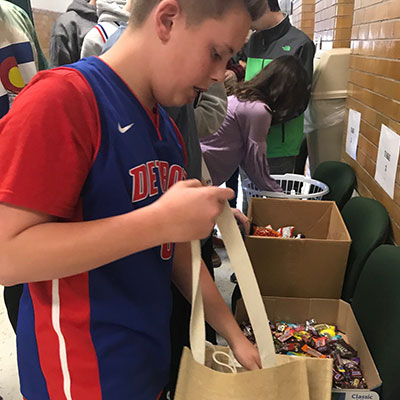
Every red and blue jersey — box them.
[0,57,186,399]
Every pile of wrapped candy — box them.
[240,319,367,389]
[251,224,305,239]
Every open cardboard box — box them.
[245,198,351,299]
[235,297,382,399]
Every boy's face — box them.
[151,5,251,106]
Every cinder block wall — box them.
[292,0,316,40]
[314,0,355,50]
[342,0,400,243]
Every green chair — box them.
[312,161,356,210]
[352,245,400,400]
[341,197,390,302]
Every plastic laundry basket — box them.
[242,174,329,203]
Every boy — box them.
[0,0,267,399]
[246,0,315,174]
[50,0,98,67]
[81,0,131,59]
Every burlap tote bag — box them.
[175,194,332,399]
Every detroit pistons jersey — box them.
[12,57,186,400]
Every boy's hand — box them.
[231,208,250,235]
[231,335,262,371]
[155,179,234,242]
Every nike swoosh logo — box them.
[118,122,135,134]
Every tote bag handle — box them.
[188,161,276,369]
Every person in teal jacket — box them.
[246,0,315,174]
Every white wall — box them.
[31,0,71,13]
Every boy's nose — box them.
[210,65,226,83]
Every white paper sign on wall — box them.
[345,109,361,160]
[374,124,400,199]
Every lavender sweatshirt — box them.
[200,96,282,191]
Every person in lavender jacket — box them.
[201,55,309,192]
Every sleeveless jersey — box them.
[16,57,186,400]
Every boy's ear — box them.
[154,0,181,42]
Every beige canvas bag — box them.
[175,162,332,400]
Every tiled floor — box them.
[0,247,235,400]
[0,286,21,400]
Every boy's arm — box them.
[49,22,73,67]
[236,102,282,192]
[172,241,261,370]
[0,181,233,286]
[81,27,104,58]
[194,82,227,138]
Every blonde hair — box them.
[129,0,267,26]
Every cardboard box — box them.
[246,198,351,299]
[235,297,382,399]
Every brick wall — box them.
[342,0,400,243]
[292,0,316,40]
[32,8,60,60]
[315,0,355,50]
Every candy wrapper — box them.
[252,225,280,237]
[251,224,305,239]
[240,319,368,390]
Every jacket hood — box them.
[66,0,97,19]
[96,0,129,23]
